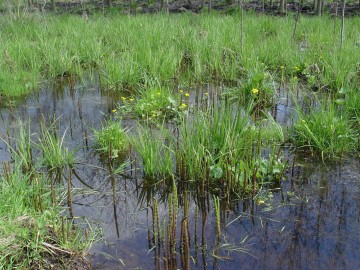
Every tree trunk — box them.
[240,0,243,52]
[279,0,286,13]
[208,0,212,13]
[292,0,302,39]
[340,0,346,49]
[313,0,317,11]
[51,0,56,11]
[6,0,12,14]
[316,0,323,15]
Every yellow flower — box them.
[295,66,300,71]
[252,88,259,94]
[184,93,190,97]
[111,109,117,113]
[129,98,134,102]
[280,65,285,69]
[121,97,127,101]
[204,92,209,96]
[179,89,184,93]
[256,199,265,205]
[180,103,187,109]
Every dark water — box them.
[90,159,360,270]
[0,76,359,270]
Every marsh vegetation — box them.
[0,5,359,269]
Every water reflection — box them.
[89,158,360,270]
[0,76,359,270]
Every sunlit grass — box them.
[0,123,96,269]
[0,13,359,96]
[292,102,357,158]
[93,119,129,158]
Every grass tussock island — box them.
[0,7,359,269]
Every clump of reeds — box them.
[292,100,357,158]
[130,124,174,178]
[93,119,129,159]
[0,121,96,269]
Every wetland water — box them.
[0,75,359,269]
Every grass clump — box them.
[0,121,97,269]
[93,119,129,159]
[117,87,186,121]
[223,66,275,111]
[133,87,179,119]
[130,124,173,177]
[0,162,92,269]
[37,122,76,172]
[129,100,287,197]
[177,102,287,196]
[292,103,357,158]
[343,89,360,128]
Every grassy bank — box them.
[0,12,359,96]
[0,123,96,268]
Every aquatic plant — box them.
[223,65,275,111]
[2,121,35,177]
[341,88,360,128]
[292,102,357,158]
[132,87,180,119]
[37,121,76,171]
[177,100,287,198]
[93,119,129,159]
[0,150,95,269]
[130,124,174,177]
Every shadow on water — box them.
[0,75,359,270]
